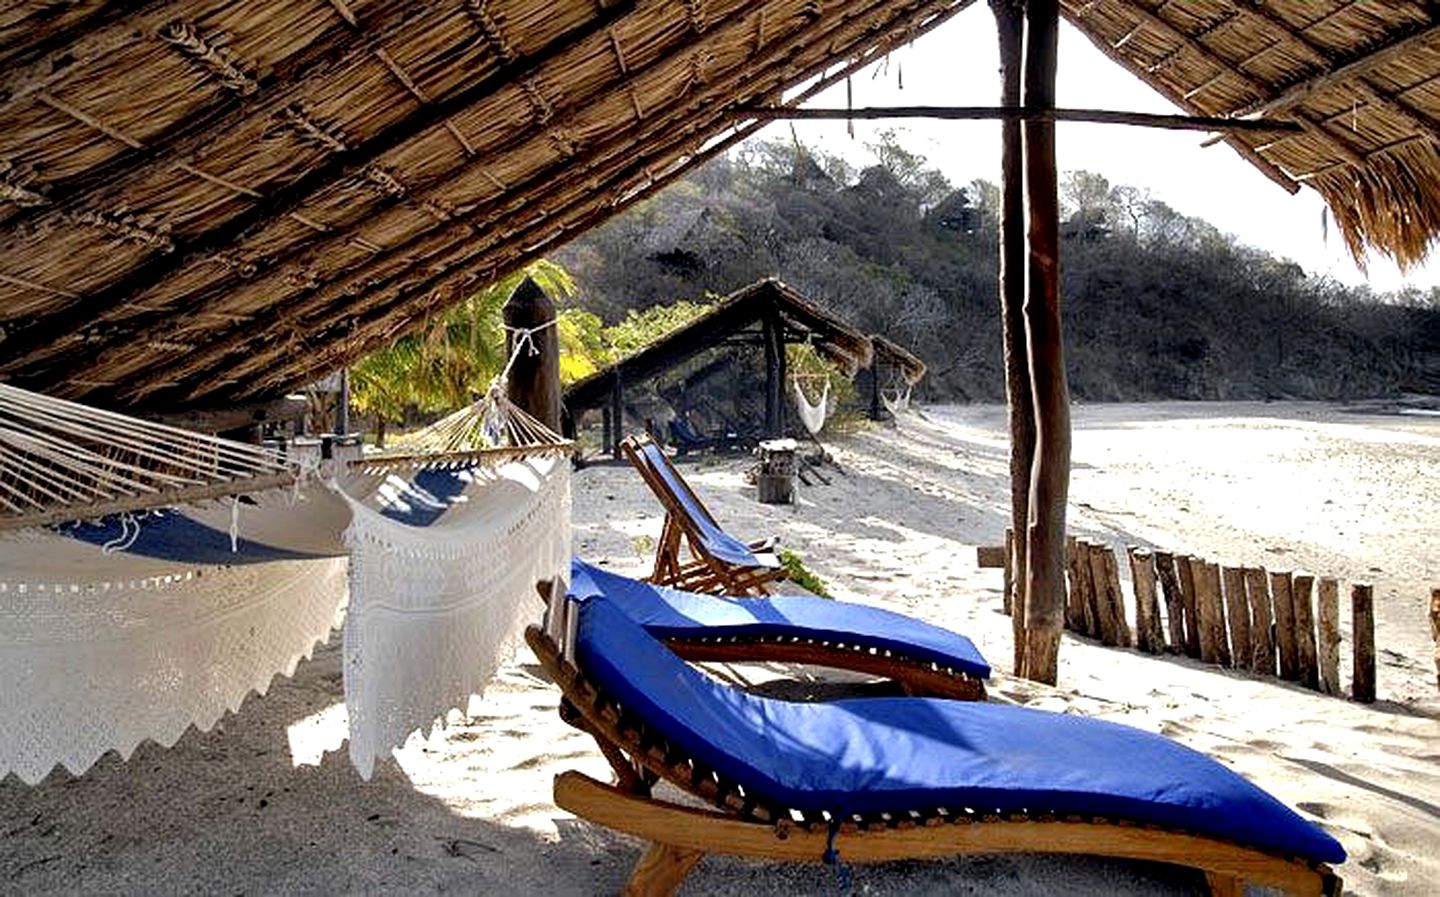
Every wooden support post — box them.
[1221,566,1251,671]
[1292,574,1320,690]
[1086,542,1118,646]
[1245,567,1276,676]
[1128,547,1164,654]
[1019,0,1068,686]
[1193,561,1228,666]
[992,0,1034,676]
[610,372,624,461]
[1002,528,1015,615]
[762,306,785,439]
[1352,583,1376,703]
[1317,577,1341,696]
[1270,571,1300,681]
[504,276,562,433]
[1176,556,1202,658]
[1155,551,1186,653]
[1430,587,1440,690]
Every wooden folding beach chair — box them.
[554,560,990,700]
[620,434,784,595]
[528,596,1344,897]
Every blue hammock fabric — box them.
[638,441,774,569]
[57,465,478,565]
[575,598,1345,865]
[569,559,990,680]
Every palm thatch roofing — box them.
[1,0,1438,412]
[870,333,927,385]
[563,277,873,412]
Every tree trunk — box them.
[992,0,1033,676]
[1019,0,1068,685]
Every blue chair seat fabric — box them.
[575,598,1345,865]
[569,559,990,680]
[638,441,774,569]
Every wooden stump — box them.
[1292,574,1319,690]
[1128,547,1164,654]
[1086,543,1120,646]
[1317,577,1341,696]
[1062,534,1084,630]
[1352,583,1376,703]
[1074,540,1100,639]
[1155,551,1186,653]
[1176,556,1202,659]
[1221,566,1251,671]
[1193,561,1229,667]
[756,440,796,505]
[1245,567,1275,676]
[1270,571,1300,682]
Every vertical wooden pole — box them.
[1245,567,1276,676]
[1155,550,1185,652]
[504,276,563,433]
[1352,582,1376,703]
[1292,573,1319,690]
[1176,556,1202,658]
[1317,577,1341,695]
[1065,537,1090,634]
[1221,565,1251,670]
[1193,560,1228,666]
[1128,547,1164,654]
[1002,527,1015,615]
[992,0,1033,676]
[610,372,624,461]
[1019,0,1068,685]
[762,308,785,439]
[1429,587,1440,690]
[1271,571,1300,681]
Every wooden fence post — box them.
[1102,546,1132,648]
[1063,534,1084,630]
[1221,565,1251,670]
[1352,583,1376,703]
[1193,561,1228,666]
[1246,567,1275,675]
[1155,551,1185,653]
[1270,571,1300,681]
[1086,543,1119,646]
[1128,547,1164,654]
[1176,556,1202,658]
[1292,574,1320,690]
[1317,577,1341,696]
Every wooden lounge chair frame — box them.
[535,579,986,701]
[525,622,1340,897]
[620,433,785,596]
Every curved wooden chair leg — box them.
[625,842,703,896]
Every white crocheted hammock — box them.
[792,377,830,436]
[0,381,571,784]
[881,383,913,416]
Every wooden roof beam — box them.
[740,104,1303,133]
[119,0,972,406]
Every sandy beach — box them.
[2,401,1436,895]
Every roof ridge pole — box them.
[1019,0,1067,686]
[991,0,1033,676]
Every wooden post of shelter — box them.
[1017,0,1068,685]
[992,0,1033,676]
[504,276,562,434]
[761,304,786,439]
[1352,583,1376,703]
[610,371,624,461]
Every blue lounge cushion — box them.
[569,559,990,680]
[638,441,774,569]
[575,598,1345,865]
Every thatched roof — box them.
[564,277,873,411]
[870,333,927,384]
[1,0,1439,411]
